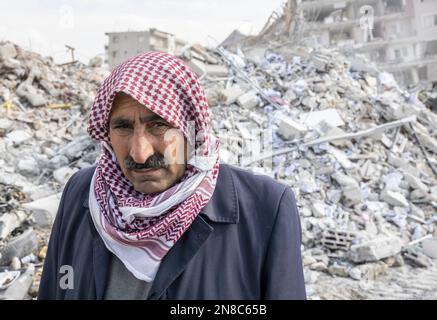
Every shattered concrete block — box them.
[302,108,345,128]
[326,189,342,204]
[53,166,76,185]
[311,52,330,72]
[328,147,354,170]
[22,193,61,227]
[402,247,430,268]
[47,154,69,170]
[0,210,28,240]
[301,96,317,109]
[348,236,403,263]
[237,91,259,109]
[277,117,306,140]
[6,130,32,145]
[0,43,18,61]
[331,173,362,205]
[358,262,389,280]
[16,83,47,107]
[187,58,206,76]
[282,88,297,102]
[205,64,228,77]
[0,229,38,265]
[403,172,428,193]
[18,158,40,176]
[321,228,356,251]
[311,201,326,218]
[0,265,34,300]
[0,118,13,134]
[348,267,362,280]
[327,263,349,277]
[380,188,409,207]
[309,262,327,272]
[57,135,93,160]
[422,238,437,259]
[302,255,317,266]
[220,86,244,105]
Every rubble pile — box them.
[0,41,107,299]
[1,38,436,299]
[183,44,437,298]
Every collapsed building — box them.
[0,21,436,299]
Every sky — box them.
[0,0,286,64]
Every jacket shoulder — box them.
[65,165,97,197]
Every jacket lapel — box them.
[147,215,214,299]
[147,164,239,299]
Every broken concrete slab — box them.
[0,210,28,240]
[0,265,34,300]
[0,229,38,266]
[220,86,244,105]
[0,43,18,61]
[205,64,228,77]
[277,117,307,140]
[6,130,32,145]
[403,172,428,193]
[17,158,40,177]
[237,91,259,109]
[22,193,61,227]
[380,188,409,207]
[53,166,77,185]
[302,108,345,129]
[187,58,206,76]
[422,238,437,259]
[348,236,403,263]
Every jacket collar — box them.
[82,163,239,224]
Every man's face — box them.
[109,93,187,194]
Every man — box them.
[38,51,306,300]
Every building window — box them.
[394,49,401,59]
[402,47,408,57]
[113,35,118,43]
[112,51,117,58]
[423,14,437,28]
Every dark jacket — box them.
[38,163,306,300]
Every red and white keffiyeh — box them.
[87,51,220,282]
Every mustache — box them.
[124,154,167,170]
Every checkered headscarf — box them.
[87,51,220,281]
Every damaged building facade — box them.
[1,0,437,298]
[105,28,187,69]
[299,0,437,87]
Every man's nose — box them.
[129,131,154,164]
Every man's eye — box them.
[148,122,170,135]
[153,122,168,128]
[114,124,129,129]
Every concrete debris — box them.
[320,229,356,251]
[422,238,437,259]
[237,91,259,109]
[278,117,307,140]
[302,108,345,128]
[380,189,409,207]
[348,236,403,263]
[220,85,244,106]
[0,31,436,300]
[21,193,62,227]
[0,40,105,299]
[0,265,35,300]
[402,247,431,268]
[0,229,38,266]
